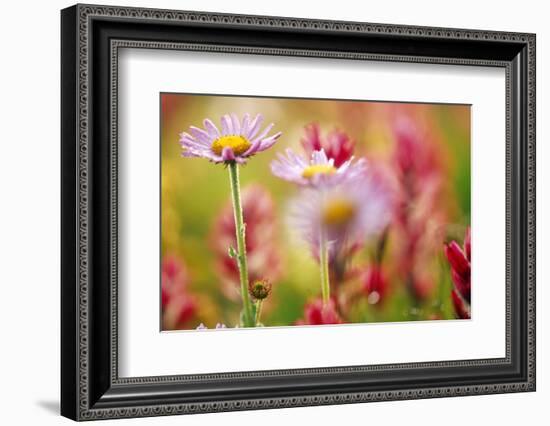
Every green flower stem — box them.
[228,162,254,327]
[255,300,263,326]
[319,227,331,305]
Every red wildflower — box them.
[301,122,355,167]
[296,298,342,325]
[161,254,197,329]
[161,254,188,293]
[451,289,471,320]
[360,265,389,306]
[444,227,471,319]
[391,115,443,301]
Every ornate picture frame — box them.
[61,4,535,420]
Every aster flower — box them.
[444,227,471,319]
[301,122,355,167]
[179,114,282,328]
[270,148,365,187]
[296,298,342,325]
[179,113,282,164]
[289,173,391,262]
[288,171,391,305]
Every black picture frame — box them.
[61,3,536,421]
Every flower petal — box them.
[243,139,263,157]
[221,146,236,162]
[451,268,471,302]
[250,122,274,144]
[203,119,220,139]
[464,227,471,261]
[240,113,250,136]
[221,114,233,135]
[451,288,471,319]
[444,241,470,277]
[246,114,264,139]
[312,149,329,165]
[189,126,211,144]
[181,140,210,152]
[256,132,282,151]
[231,113,241,134]
[179,132,208,147]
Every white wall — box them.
[0,0,546,424]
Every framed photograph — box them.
[61,4,536,421]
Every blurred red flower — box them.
[391,115,443,301]
[360,264,389,306]
[211,184,282,300]
[296,298,342,325]
[444,227,471,319]
[301,122,355,167]
[161,254,197,329]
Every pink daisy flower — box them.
[270,148,366,187]
[288,172,391,261]
[179,113,282,164]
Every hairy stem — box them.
[228,162,254,327]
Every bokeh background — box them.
[160,93,470,331]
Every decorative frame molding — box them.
[61,3,535,421]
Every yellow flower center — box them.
[301,164,337,179]
[322,198,356,227]
[211,135,251,156]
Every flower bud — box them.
[248,279,272,300]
